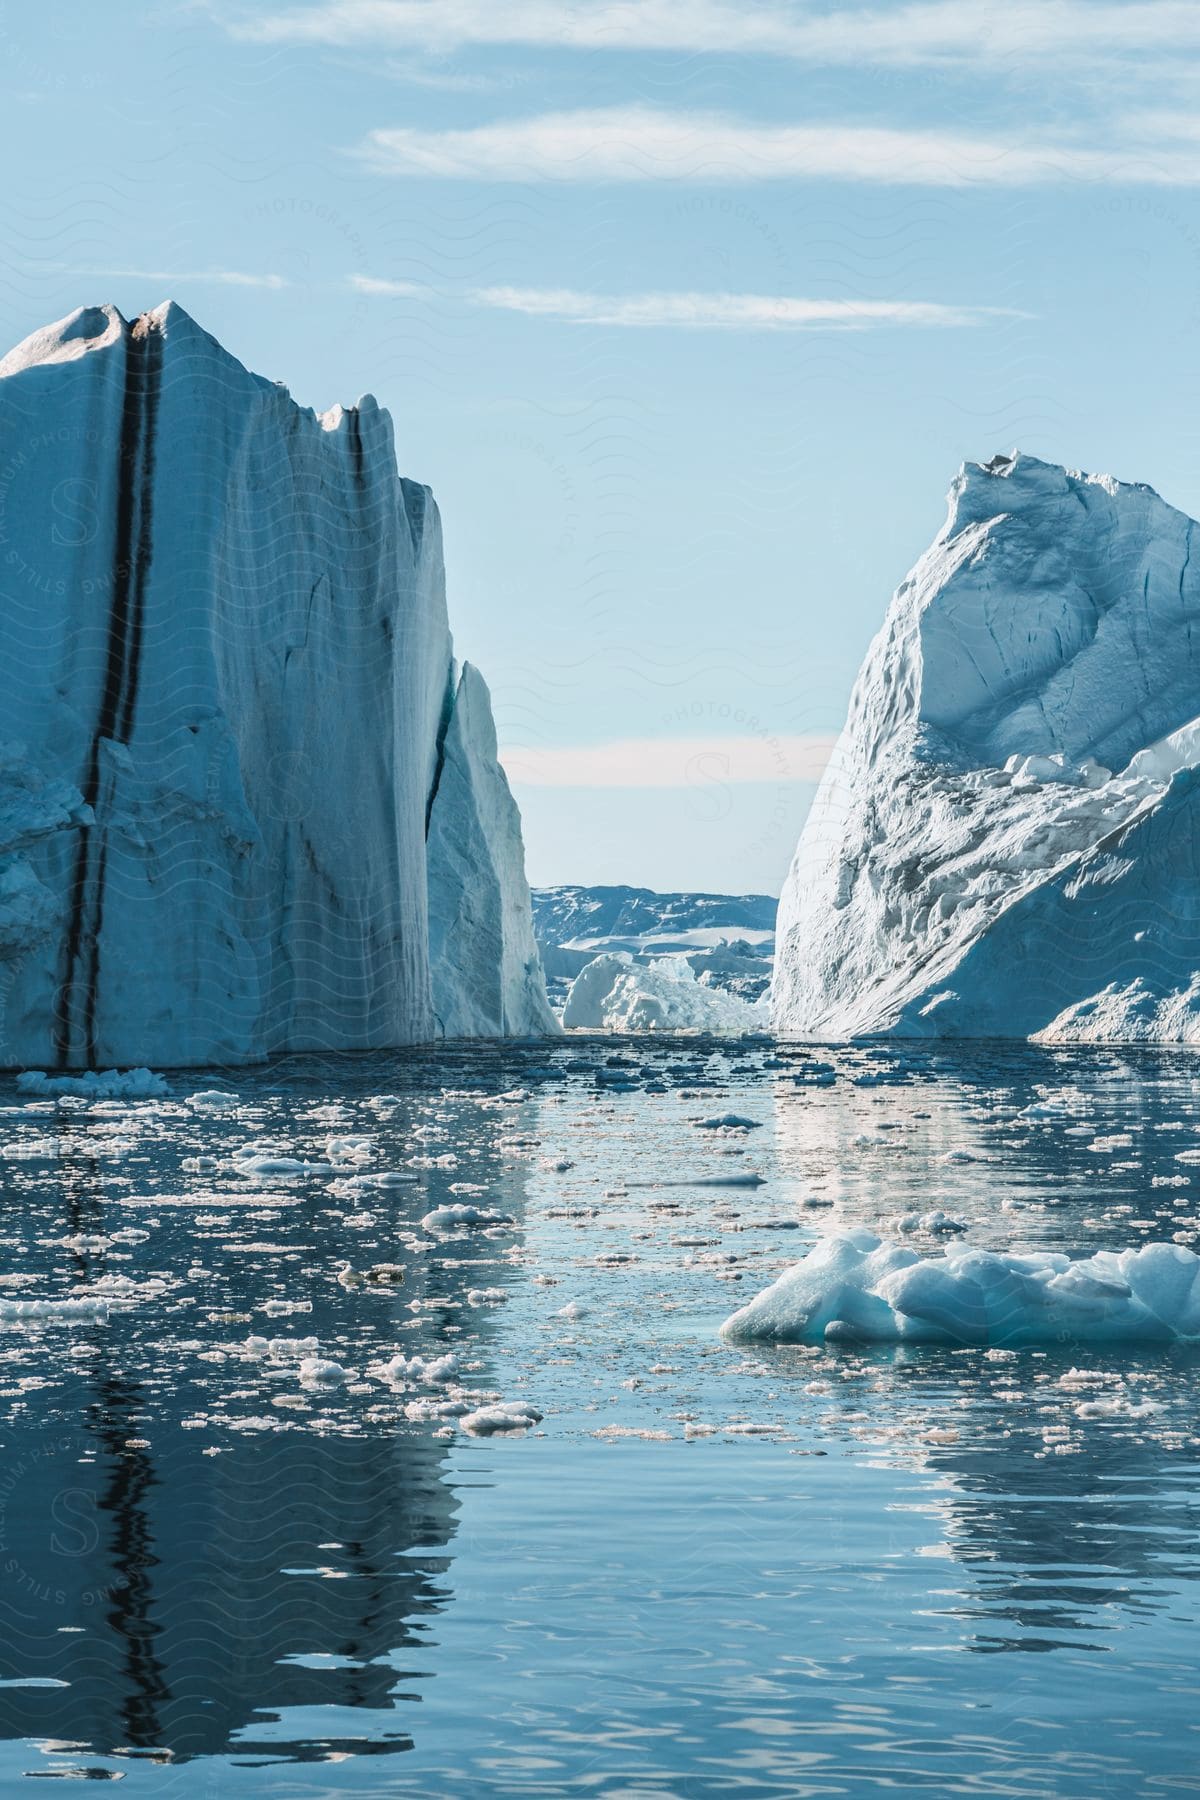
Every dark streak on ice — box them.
[55,312,163,1068]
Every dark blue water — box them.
[0,1040,1198,1794]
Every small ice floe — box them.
[695,1114,762,1132]
[375,1351,460,1387]
[0,1296,110,1322]
[1020,1097,1074,1120]
[628,1174,766,1190]
[325,1135,373,1165]
[556,1300,588,1320]
[330,1170,419,1191]
[1074,1396,1163,1420]
[16,1068,167,1101]
[420,1204,514,1233]
[186,1090,239,1113]
[298,1357,352,1387]
[334,1261,405,1290]
[720,1229,1200,1347]
[895,1210,968,1235]
[938,1149,982,1165]
[232,1146,332,1181]
[460,1400,542,1435]
[466,1287,508,1306]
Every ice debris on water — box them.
[16,1068,166,1100]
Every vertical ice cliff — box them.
[426,662,557,1038]
[773,452,1200,1041]
[0,301,553,1066]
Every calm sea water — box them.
[0,1039,1198,1795]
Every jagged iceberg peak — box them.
[772,452,1200,1043]
[0,300,554,1066]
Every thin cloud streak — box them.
[347,274,1022,330]
[500,734,837,789]
[226,0,1200,71]
[60,266,290,290]
[473,286,1024,329]
[353,107,1200,186]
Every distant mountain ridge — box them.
[531,885,777,948]
[531,885,778,1012]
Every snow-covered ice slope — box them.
[773,452,1200,1041]
[0,301,553,1065]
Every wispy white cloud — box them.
[347,273,1020,330]
[353,106,1200,186]
[224,0,1200,71]
[61,266,290,289]
[500,733,836,788]
[472,285,1023,329]
[347,274,427,296]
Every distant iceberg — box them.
[773,452,1200,1041]
[562,951,768,1034]
[0,302,554,1065]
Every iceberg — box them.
[561,950,768,1034]
[721,1229,1200,1347]
[773,452,1200,1041]
[0,301,554,1066]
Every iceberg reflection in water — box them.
[0,1040,1197,1792]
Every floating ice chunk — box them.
[269,1336,319,1359]
[695,1113,762,1131]
[233,1149,332,1180]
[186,1090,239,1112]
[1074,1395,1162,1419]
[421,1203,514,1233]
[331,1170,419,1190]
[896,1210,968,1234]
[16,1068,166,1100]
[720,1231,1200,1346]
[563,952,767,1035]
[1020,1097,1076,1120]
[298,1357,351,1387]
[325,1136,373,1165]
[628,1174,766,1189]
[466,1288,508,1306]
[0,1295,110,1321]
[375,1350,460,1387]
[460,1400,542,1435]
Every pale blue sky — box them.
[4,2,1200,890]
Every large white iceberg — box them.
[721,1229,1200,1347]
[773,452,1200,1041]
[0,301,555,1065]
